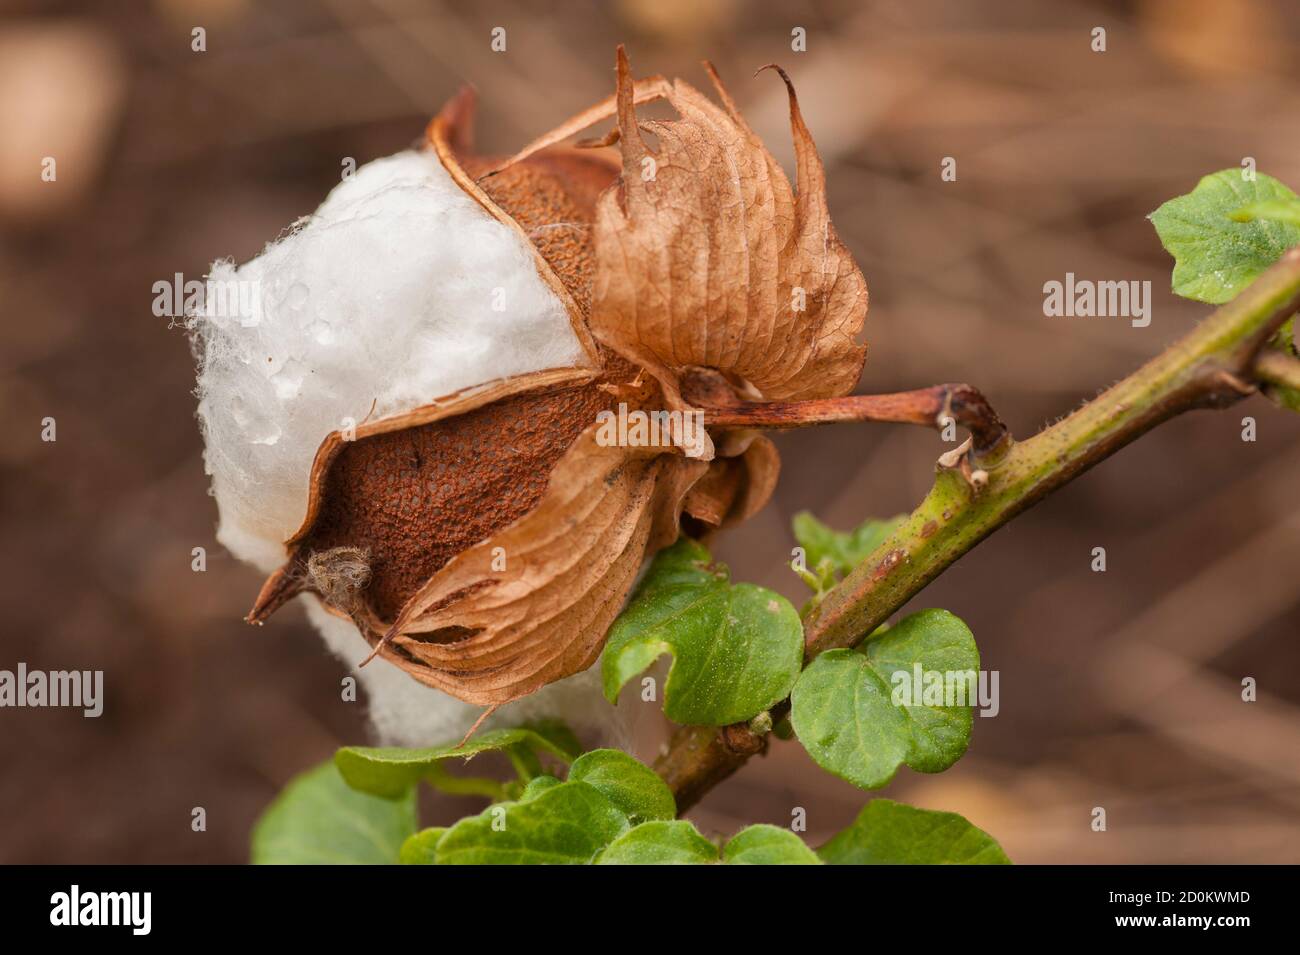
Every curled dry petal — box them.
[381,430,707,704]
[682,432,780,530]
[249,367,607,624]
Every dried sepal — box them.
[249,363,710,706]
[683,432,780,530]
[595,48,868,403]
[249,367,607,624]
[374,429,708,704]
[501,47,867,407]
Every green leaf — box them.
[595,820,719,864]
[602,538,803,725]
[399,827,447,865]
[1230,196,1300,228]
[568,749,676,824]
[722,825,821,865]
[1150,169,1300,303]
[251,760,416,865]
[793,512,906,583]
[818,799,1010,864]
[791,609,979,790]
[519,775,564,801]
[435,781,629,865]
[335,722,579,798]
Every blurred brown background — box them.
[2,0,1298,863]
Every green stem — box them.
[806,246,1300,653]
[656,247,1300,809]
[1256,349,1300,393]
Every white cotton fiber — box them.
[191,149,629,748]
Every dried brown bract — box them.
[249,46,867,708]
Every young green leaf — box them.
[602,538,803,725]
[1150,170,1300,303]
[595,820,719,864]
[818,799,1010,864]
[251,760,416,865]
[722,825,821,865]
[335,722,579,798]
[793,511,905,583]
[567,749,676,824]
[790,608,979,790]
[1230,196,1300,228]
[399,827,447,865]
[519,775,564,801]
[435,780,629,864]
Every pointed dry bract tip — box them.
[755,62,804,108]
[359,623,399,668]
[756,63,803,126]
[613,44,647,175]
[700,60,743,121]
[246,563,305,624]
[756,63,824,204]
[426,84,478,157]
[457,705,498,745]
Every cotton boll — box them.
[193,150,588,573]
[192,149,633,747]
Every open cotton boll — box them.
[192,149,629,747]
[193,149,588,573]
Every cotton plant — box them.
[189,48,1300,864]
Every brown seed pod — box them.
[248,47,866,710]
